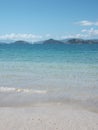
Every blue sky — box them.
[0,0,98,42]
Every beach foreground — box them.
[0,103,98,130]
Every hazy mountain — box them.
[12,40,31,45]
[66,38,98,44]
[43,39,64,44]
[66,38,85,44]
[42,38,98,44]
[0,38,98,45]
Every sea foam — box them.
[0,87,47,94]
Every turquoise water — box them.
[0,43,98,107]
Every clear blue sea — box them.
[0,43,98,108]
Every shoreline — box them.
[0,103,98,130]
[0,97,98,115]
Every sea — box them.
[0,43,98,110]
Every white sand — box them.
[0,103,98,130]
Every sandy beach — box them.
[0,103,98,130]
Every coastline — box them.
[0,103,98,130]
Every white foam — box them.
[0,87,47,94]
[32,90,47,94]
[0,87,16,92]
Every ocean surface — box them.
[0,43,98,109]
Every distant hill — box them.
[43,38,98,44]
[0,38,98,45]
[43,39,64,44]
[0,40,31,45]
[12,40,31,45]
[84,39,98,44]
[67,38,85,44]
[66,38,98,44]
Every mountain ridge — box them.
[0,38,98,45]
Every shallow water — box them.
[0,43,98,108]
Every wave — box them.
[0,87,47,94]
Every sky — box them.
[0,0,98,42]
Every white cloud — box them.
[61,33,88,39]
[76,20,98,26]
[61,27,98,39]
[81,28,98,36]
[0,33,43,42]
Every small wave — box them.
[0,87,16,92]
[0,87,47,94]
[32,90,47,94]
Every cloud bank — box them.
[61,28,98,39]
[0,33,42,42]
[81,28,98,36]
